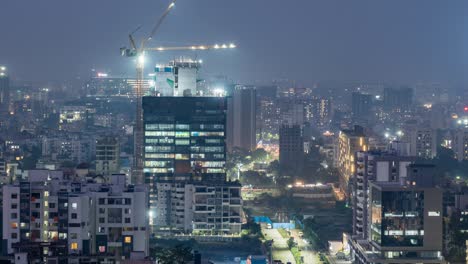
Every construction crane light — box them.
[138,54,145,66]
[169,2,175,8]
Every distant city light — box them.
[213,88,225,97]
[97,72,108,77]
[0,66,5,71]
[464,106,468,112]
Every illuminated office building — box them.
[142,96,241,234]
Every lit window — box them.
[99,246,106,253]
[124,236,132,243]
[71,242,78,250]
[11,223,18,229]
[428,211,440,216]
[44,191,49,197]
[72,203,77,209]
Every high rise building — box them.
[95,136,121,176]
[402,121,437,159]
[337,125,368,193]
[351,92,372,122]
[142,96,241,234]
[353,151,415,239]
[350,181,445,264]
[227,85,257,151]
[453,128,468,162]
[279,124,304,174]
[258,98,280,135]
[314,97,332,128]
[2,171,148,262]
[349,162,446,264]
[0,66,10,114]
[383,87,413,112]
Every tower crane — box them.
[120,0,236,184]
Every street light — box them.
[236,163,243,180]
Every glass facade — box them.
[142,96,228,208]
[371,186,425,247]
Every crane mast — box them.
[120,0,236,184]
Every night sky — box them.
[1,0,467,87]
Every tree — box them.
[152,245,193,264]
[287,237,295,249]
[251,148,268,162]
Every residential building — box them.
[85,72,152,97]
[353,151,415,239]
[453,128,468,162]
[337,125,368,193]
[0,66,9,114]
[352,92,372,122]
[383,87,413,113]
[2,171,148,262]
[402,121,437,159]
[96,136,120,176]
[227,85,256,151]
[313,97,332,128]
[279,124,304,175]
[350,181,445,263]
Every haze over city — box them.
[0,1,468,264]
[1,0,468,87]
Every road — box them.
[327,255,352,264]
[290,229,319,264]
[262,228,296,264]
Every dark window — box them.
[49,203,56,209]
[125,218,131,223]
[99,217,105,223]
[99,198,106,205]
[11,213,17,219]
[11,204,18,209]
[11,233,17,239]
[71,213,77,219]
[11,194,17,199]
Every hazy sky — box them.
[1,0,467,86]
